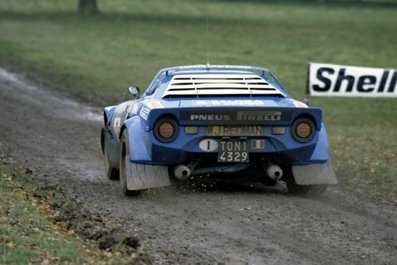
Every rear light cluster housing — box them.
[154,117,179,143]
[291,117,316,143]
[154,116,316,143]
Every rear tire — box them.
[106,166,119,181]
[119,132,141,196]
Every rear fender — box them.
[123,116,152,162]
[308,123,330,162]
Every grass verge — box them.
[0,143,148,265]
[0,0,396,202]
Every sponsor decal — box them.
[139,107,150,120]
[189,111,282,122]
[181,110,289,124]
[237,111,281,121]
[145,99,164,109]
[190,114,231,121]
[208,126,264,136]
[308,63,397,97]
[193,100,265,106]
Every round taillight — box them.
[154,118,178,143]
[159,122,174,139]
[291,118,315,143]
[296,122,311,138]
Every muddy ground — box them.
[0,68,396,265]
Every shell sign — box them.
[308,63,397,98]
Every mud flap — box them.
[125,162,171,190]
[292,159,338,185]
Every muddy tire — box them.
[105,140,119,180]
[286,171,327,196]
[101,128,119,180]
[106,165,119,180]
[119,132,141,196]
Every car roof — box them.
[161,64,271,76]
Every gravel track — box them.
[0,68,396,265]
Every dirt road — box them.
[0,68,396,265]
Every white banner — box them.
[308,63,397,98]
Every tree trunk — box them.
[78,0,99,16]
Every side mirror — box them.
[128,86,140,98]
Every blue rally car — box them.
[101,65,337,195]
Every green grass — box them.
[321,98,397,200]
[0,161,144,265]
[1,166,87,264]
[0,0,396,201]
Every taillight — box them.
[296,122,311,138]
[159,123,174,138]
[291,118,315,143]
[154,118,178,143]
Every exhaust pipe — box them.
[174,165,191,180]
[266,164,283,180]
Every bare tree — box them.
[78,0,99,16]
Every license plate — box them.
[218,141,249,162]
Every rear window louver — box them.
[162,74,283,97]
